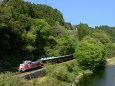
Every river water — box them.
[77,65,115,86]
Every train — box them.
[19,54,73,72]
[41,54,73,63]
[19,60,43,72]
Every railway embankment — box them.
[21,69,46,80]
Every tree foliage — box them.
[65,22,72,30]
[95,25,115,42]
[76,23,93,40]
[0,0,114,68]
[74,36,106,70]
[34,19,51,57]
[0,0,66,66]
[91,30,110,44]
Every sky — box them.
[24,0,115,27]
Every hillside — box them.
[0,0,115,68]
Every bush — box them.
[74,36,106,70]
[45,60,82,83]
[39,77,67,86]
[45,64,71,82]
[105,43,115,58]
[0,72,25,86]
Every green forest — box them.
[0,0,115,85]
[0,0,115,68]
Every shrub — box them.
[45,60,81,83]
[39,77,67,86]
[0,72,25,86]
[45,64,70,82]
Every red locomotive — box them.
[19,60,43,72]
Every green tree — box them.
[76,23,92,40]
[34,19,51,58]
[64,22,72,30]
[105,43,115,58]
[74,36,106,70]
[95,25,115,42]
[91,30,110,44]
[56,35,74,55]
[44,35,75,56]
[51,22,67,37]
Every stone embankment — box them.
[21,69,46,80]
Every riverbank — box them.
[75,70,93,82]
[69,57,115,86]
[106,57,115,65]
[69,70,93,86]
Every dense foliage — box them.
[44,60,84,85]
[0,0,74,67]
[0,0,114,71]
[74,36,106,70]
[0,72,25,86]
[95,25,115,42]
[76,23,92,41]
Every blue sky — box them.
[24,0,115,27]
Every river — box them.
[77,65,115,86]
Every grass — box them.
[0,72,25,86]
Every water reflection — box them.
[77,65,115,86]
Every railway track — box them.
[15,67,43,75]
